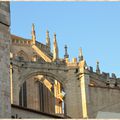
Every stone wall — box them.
[0,2,11,118]
[88,86,120,118]
[11,104,64,118]
[8,2,120,118]
[65,64,83,118]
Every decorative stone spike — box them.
[79,48,84,61]
[53,33,59,61]
[31,23,36,45]
[96,60,100,74]
[64,44,69,59]
[46,30,51,51]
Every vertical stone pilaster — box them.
[79,60,90,118]
[65,68,82,118]
[0,1,11,118]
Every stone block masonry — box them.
[0,1,11,118]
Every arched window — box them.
[39,81,55,113]
[19,76,65,115]
[19,81,27,107]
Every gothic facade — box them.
[1,1,120,119]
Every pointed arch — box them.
[17,50,29,61]
[19,71,65,88]
[18,71,65,114]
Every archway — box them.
[19,72,65,115]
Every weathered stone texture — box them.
[1,2,120,118]
[88,87,120,118]
[65,68,82,118]
[0,2,10,26]
[11,105,63,118]
[0,1,11,118]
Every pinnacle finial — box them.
[97,60,99,65]
[46,29,49,33]
[32,23,35,31]
[64,44,69,59]
[46,30,51,50]
[96,60,100,74]
[46,30,49,38]
[31,23,36,45]
[79,48,84,61]
[53,33,59,61]
[54,33,56,40]
[54,32,56,35]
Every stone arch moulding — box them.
[16,50,30,61]
[19,71,66,88]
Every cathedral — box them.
[1,1,120,119]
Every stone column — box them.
[0,1,11,118]
[79,60,90,118]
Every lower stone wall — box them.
[65,69,82,118]
[11,104,64,119]
[88,86,120,118]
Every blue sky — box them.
[10,2,120,77]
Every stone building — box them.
[1,1,120,119]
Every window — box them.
[39,82,55,113]
[19,81,27,107]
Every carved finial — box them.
[79,48,84,61]
[46,30,51,51]
[32,23,36,45]
[32,23,35,31]
[96,60,100,74]
[53,33,56,43]
[53,33,59,61]
[64,44,69,59]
